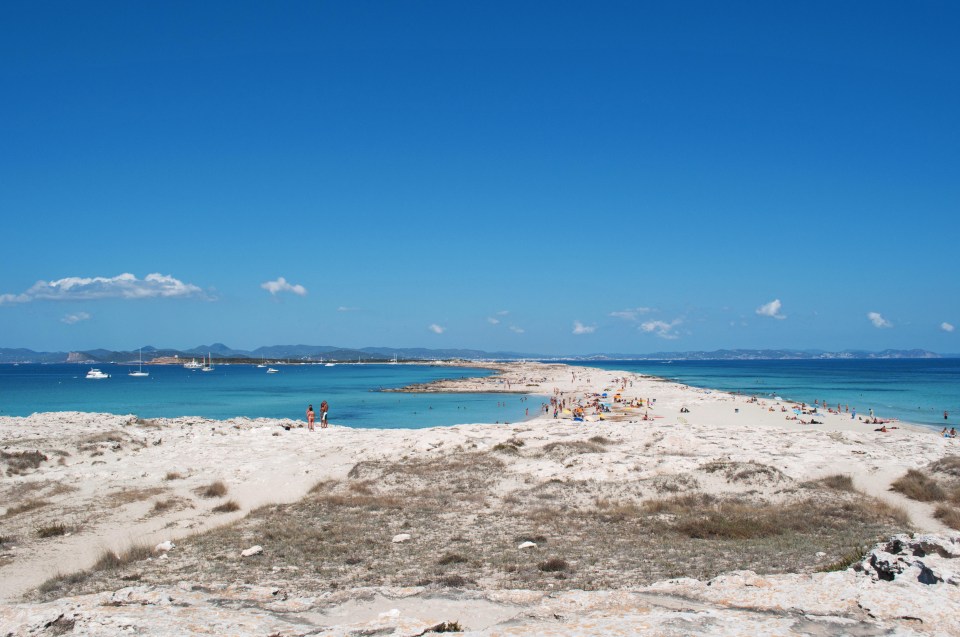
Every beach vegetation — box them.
[2,498,50,518]
[37,571,88,597]
[198,480,228,498]
[588,435,617,445]
[929,456,960,477]
[437,552,469,565]
[538,557,569,572]
[651,474,701,493]
[700,460,787,484]
[212,499,241,513]
[820,545,868,572]
[1,450,48,475]
[30,450,911,601]
[426,621,464,633]
[163,471,184,481]
[437,574,471,588]
[538,440,606,458]
[492,438,525,454]
[890,469,947,502]
[93,544,153,571]
[815,474,856,492]
[35,522,68,538]
[934,505,960,530]
[109,486,167,506]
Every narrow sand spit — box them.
[1,362,958,636]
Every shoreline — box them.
[1,361,958,634]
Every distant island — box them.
[0,344,951,364]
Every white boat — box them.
[128,348,149,377]
[266,367,279,374]
[201,353,214,372]
[325,362,335,367]
[256,358,266,368]
[184,358,202,370]
[86,368,110,379]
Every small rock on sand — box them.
[392,534,411,543]
[240,545,263,557]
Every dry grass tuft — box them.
[817,474,856,492]
[929,456,960,478]
[890,470,947,502]
[437,552,469,565]
[197,480,228,498]
[492,439,525,454]
[437,574,470,588]
[212,500,241,514]
[1,450,48,475]
[36,522,68,538]
[651,474,701,493]
[93,544,153,572]
[109,487,167,506]
[700,460,788,484]
[588,435,617,445]
[3,498,51,518]
[427,621,464,633]
[164,471,184,481]
[934,505,960,530]
[538,557,569,572]
[539,440,606,458]
[820,546,868,572]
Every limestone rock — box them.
[240,545,263,557]
[154,540,175,553]
[392,533,411,543]
[518,541,537,549]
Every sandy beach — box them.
[2,362,959,635]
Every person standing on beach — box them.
[306,404,315,432]
[320,400,329,428]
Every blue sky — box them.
[1,1,958,354]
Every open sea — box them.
[0,363,532,428]
[576,359,960,430]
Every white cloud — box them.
[61,312,91,324]
[496,310,510,316]
[942,322,955,333]
[428,323,445,334]
[337,306,358,312]
[261,277,307,296]
[867,312,892,328]
[640,318,683,340]
[610,307,653,321]
[572,321,596,335]
[0,273,204,304]
[509,325,525,334]
[755,299,786,320]
[487,317,500,325]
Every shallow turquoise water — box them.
[0,363,535,428]
[576,359,960,430]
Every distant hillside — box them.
[0,345,948,364]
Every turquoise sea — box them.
[577,359,960,430]
[0,363,532,428]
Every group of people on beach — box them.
[305,401,328,431]
[941,427,957,438]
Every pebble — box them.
[392,534,411,543]
[241,545,263,557]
